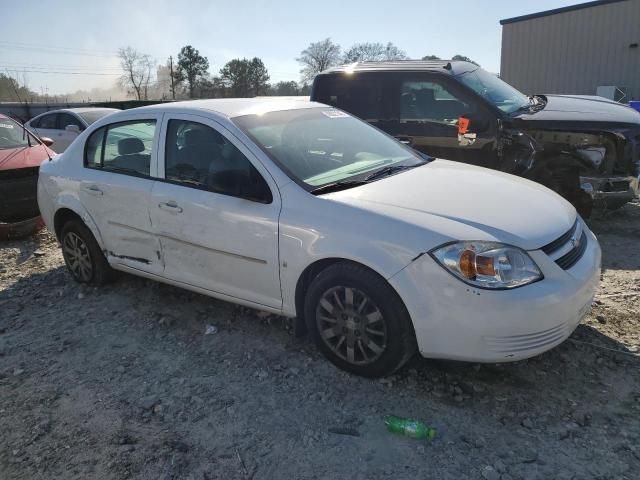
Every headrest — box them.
[118,137,144,155]
[184,128,221,146]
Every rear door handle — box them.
[158,201,183,213]
[83,185,103,196]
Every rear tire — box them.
[304,262,416,377]
[60,219,114,286]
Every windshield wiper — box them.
[364,161,429,182]
[310,179,369,195]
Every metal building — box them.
[500,0,640,100]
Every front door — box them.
[388,75,496,167]
[80,114,163,274]
[150,114,282,309]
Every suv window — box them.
[58,113,84,131]
[313,73,389,122]
[36,113,58,129]
[165,119,271,202]
[400,80,470,125]
[84,120,156,177]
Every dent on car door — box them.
[393,77,495,166]
[150,115,282,309]
[81,116,163,274]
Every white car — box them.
[26,108,119,153]
[37,98,601,377]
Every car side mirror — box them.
[40,137,54,147]
[65,124,81,134]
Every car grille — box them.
[540,220,588,270]
[484,323,568,355]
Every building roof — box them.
[500,0,628,25]
[318,60,478,76]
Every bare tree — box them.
[118,47,155,100]
[296,38,341,83]
[342,42,407,63]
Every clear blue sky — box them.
[2,0,582,95]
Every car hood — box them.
[327,160,577,251]
[515,94,640,125]
[0,144,52,171]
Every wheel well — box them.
[294,258,392,331]
[53,208,82,241]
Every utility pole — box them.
[169,56,176,100]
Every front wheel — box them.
[304,262,416,377]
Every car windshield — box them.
[233,108,422,189]
[0,117,38,149]
[457,68,530,114]
[77,109,115,125]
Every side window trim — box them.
[158,113,276,204]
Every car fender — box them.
[53,193,106,249]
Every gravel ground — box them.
[1,203,639,480]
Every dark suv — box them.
[311,60,640,215]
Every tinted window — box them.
[59,113,84,131]
[400,80,471,125]
[165,119,271,202]
[37,113,58,129]
[84,120,156,177]
[313,73,390,122]
[77,109,117,125]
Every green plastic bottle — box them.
[384,415,437,439]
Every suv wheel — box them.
[60,219,114,285]
[304,262,416,377]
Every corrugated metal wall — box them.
[500,0,640,99]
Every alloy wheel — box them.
[62,232,93,282]
[315,286,388,365]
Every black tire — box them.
[304,262,417,377]
[60,219,114,286]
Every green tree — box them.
[421,54,441,60]
[0,73,37,102]
[270,81,299,96]
[176,45,210,98]
[451,54,479,66]
[296,38,341,83]
[220,58,270,97]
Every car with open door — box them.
[311,60,640,216]
[38,98,601,377]
[25,107,118,153]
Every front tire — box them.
[304,262,416,377]
[60,219,114,286]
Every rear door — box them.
[149,113,282,308]
[80,113,164,274]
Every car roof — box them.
[33,107,119,117]
[317,60,479,76]
[122,97,318,119]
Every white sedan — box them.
[26,107,119,153]
[37,98,601,377]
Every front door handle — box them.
[158,200,183,213]
[83,185,103,196]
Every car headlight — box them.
[430,241,542,289]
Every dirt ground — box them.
[1,202,639,480]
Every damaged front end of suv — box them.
[498,95,640,216]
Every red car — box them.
[0,114,56,239]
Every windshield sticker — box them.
[321,110,349,119]
[0,123,15,129]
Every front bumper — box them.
[389,226,601,362]
[580,175,639,203]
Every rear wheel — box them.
[304,262,416,377]
[60,219,114,286]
